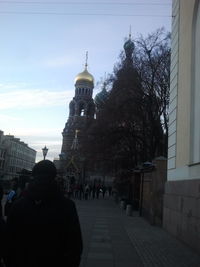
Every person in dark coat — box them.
[5,160,83,267]
[0,183,3,218]
[4,178,19,217]
[0,216,6,267]
[0,183,6,267]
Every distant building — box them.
[0,131,6,179]
[163,0,200,253]
[0,131,36,181]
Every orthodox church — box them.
[59,34,134,185]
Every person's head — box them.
[32,160,57,183]
[11,178,18,190]
[28,161,58,201]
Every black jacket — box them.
[0,184,3,218]
[5,181,83,267]
[0,217,6,267]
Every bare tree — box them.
[134,28,170,156]
[83,28,170,176]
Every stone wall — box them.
[141,158,167,225]
[163,179,200,253]
[142,172,153,222]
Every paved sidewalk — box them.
[75,196,200,267]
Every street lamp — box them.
[42,146,48,160]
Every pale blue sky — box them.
[0,0,172,161]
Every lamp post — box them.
[42,146,48,160]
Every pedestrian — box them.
[79,184,84,200]
[88,184,92,199]
[5,160,83,267]
[92,184,96,199]
[0,183,3,218]
[0,216,5,267]
[0,182,5,267]
[108,186,112,196]
[4,178,18,217]
[102,185,106,198]
[74,183,79,199]
[84,184,89,200]
[67,185,73,199]
[96,184,100,199]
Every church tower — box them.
[60,53,95,182]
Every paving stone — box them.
[92,235,111,241]
[88,252,113,260]
[115,260,143,267]
[90,242,112,248]
[92,230,109,235]
[94,226,108,229]
[85,259,114,267]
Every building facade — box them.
[0,131,36,181]
[163,0,200,253]
[0,131,6,179]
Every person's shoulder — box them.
[55,196,77,218]
[6,196,32,220]
[61,196,76,206]
[57,195,76,210]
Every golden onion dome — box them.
[74,67,94,85]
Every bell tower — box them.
[60,53,95,181]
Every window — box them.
[78,102,85,116]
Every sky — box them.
[0,0,172,162]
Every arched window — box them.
[78,102,85,116]
[191,0,200,163]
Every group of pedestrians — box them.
[67,182,112,200]
[0,160,83,267]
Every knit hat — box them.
[32,160,57,181]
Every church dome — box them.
[123,38,134,59]
[94,86,109,108]
[124,38,134,51]
[74,67,94,85]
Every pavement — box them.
[75,195,200,267]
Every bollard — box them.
[120,200,125,210]
[126,204,132,216]
[114,193,119,204]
